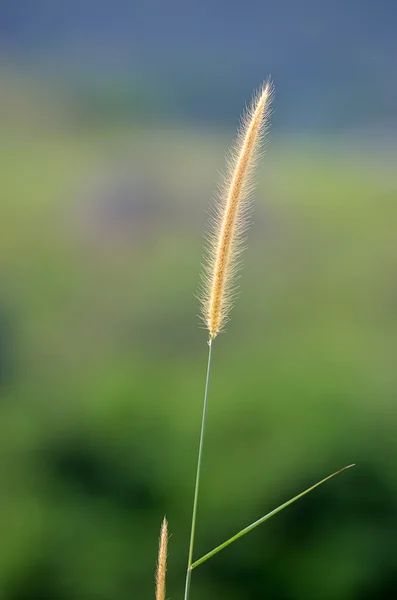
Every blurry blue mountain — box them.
[0,0,396,129]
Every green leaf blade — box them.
[191,464,355,570]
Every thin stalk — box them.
[184,339,214,600]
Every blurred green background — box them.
[1,2,397,599]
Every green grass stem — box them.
[184,339,214,600]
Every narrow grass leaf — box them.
[191,464,355,569]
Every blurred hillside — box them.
[0,0,396,130]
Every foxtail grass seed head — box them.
[201,81,273,339]
[156,517,168,600]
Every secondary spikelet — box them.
[201,81,273,339]
[155,517,168,600]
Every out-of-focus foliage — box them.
[1,74,397,600]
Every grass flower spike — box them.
[184,81,274,600]
[203,81,273,339]
[178,81,352,600]
[155,517,168,600]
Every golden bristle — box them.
[155,517,168,600]
[202,81,273,339]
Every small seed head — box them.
[201,81,274,338]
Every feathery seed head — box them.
[155,517,168,600]
[201,81,273,338]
